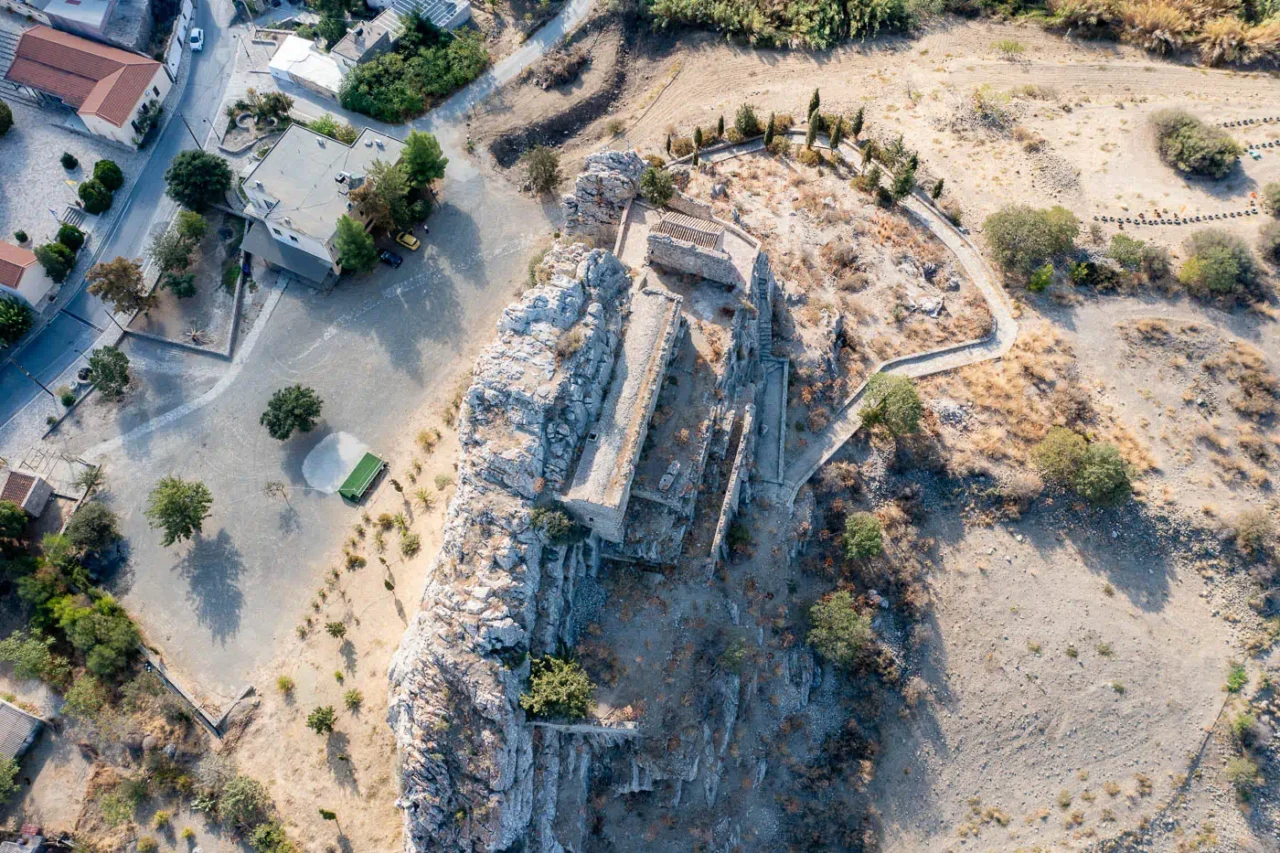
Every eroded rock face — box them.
[561,149,646,240]
[388,245,631,852]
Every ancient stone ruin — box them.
[388,150,787,851]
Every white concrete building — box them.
[267,35,344,101]
[240,124,405,284]
[0,240,57,309]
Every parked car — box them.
[395,231,421,251]
[379,250,403,268]
[189,28,205,51]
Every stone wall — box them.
[387,245,632,852]
[646,232,741,288]
[561,149,646,242]
[665,191,714,220]
[708,403,758,568]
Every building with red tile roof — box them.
[0,240,56,309]
[4,26,171,147]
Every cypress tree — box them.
[665,134,672,155]
[763,113,776,147]
[830,116,844,150]
[717,115,725,137]
[931,178,945,200]
[808,88,821,118]
[851,106,864,140]
[694,126,703,150]
[805,110,819,149]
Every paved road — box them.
[39,0,596,698]
[0,0,237,428]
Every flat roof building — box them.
[267,34,344,101]
[563,284,683,543]
[241,123,404,284]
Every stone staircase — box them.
[753,264,772,356]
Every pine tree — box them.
[851,106,865,140]
[830,116,844,150]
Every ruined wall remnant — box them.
[561,149,646,241]
[646,231,743,287]
[387,245,631,852]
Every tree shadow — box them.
[325,731,360,794]
[339,639,357,674]
[173,528,245,645]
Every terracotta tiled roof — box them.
[0,241,36,291]
[4,26,161,127]
[657,212,724,249]
[0,472,35,505]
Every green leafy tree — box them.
[524,146,561,195]
[982,204,1079,276]
[93,159,124,191]
[843,512,884,560]
[87,346,130,400]
[306,705,337,735]
[53,594,139,676]
[175,209,207,243]
[261,385,324,440]
[57,223,85,252]
[1259,221,1280,266]
[78,179,112,215]
[519,656,595,720]
[333,215,378,274]
[164,150,233,211]
[87,257,150,314]
[402,130,448,186]
[65,502,120,554]
[0,100,12,137]
[34,242,75,283]
[808,590,874,669]
[145,476,213,546]
[63,673,111,717]
[860,373,921,437]
[350,159,412,231]
[0,757,17,804]
[0,631,71,686]
[0,500,26,538]
[639,167,675,207]
[316,12,349,47]
[0,297,33,346]
[149,228,194,273]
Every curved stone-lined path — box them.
[694,129,1020,504]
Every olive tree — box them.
[144,476,213,546]
[260,385,323,440]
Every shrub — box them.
[983,205,1079,275]
[1027,263,1054,292]
[250,819,291,851]
[529,506,579,544]
[797,147,823,167]
[524,146,560,195]
[0,297,33,346]
[808,590,874,669]
[0,499,27,538]
[843,512,884,560]
[1226,661,1248,693]
[734,103,761,138]
[136,838,158,853]
[34,242,75,282]
[1151,109,1241,179]
[343,688,363,710]
[65,501,121,553]
[0,631,71,686]
[306,705,337,735]
[57,223,85,252]
[0,100,11,136]
[260,384,323,440]
[1178,229,1259,298]
[276,675,295,694]
[61,152,78,169]
[401,533,421,556]
[1107,233,1146,271]
[1233,507,1273,557]
[93,159,124,191]
[218,775,270,829]
[1264,181,1280,215]
[670,136,694,158]
[13,231,26,244]
[860,373,921,437]
[1072,442,1132,506]
[1224,756,1259,793]
[77,179,112,214]
[519,656,595,720]
[152,809,171,829]
[1033,426,1086,482]
[339,24,488,121]
[640,166,675,206]
[1258,221,1280,266]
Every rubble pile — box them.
[387,245,631,852]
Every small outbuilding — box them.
[0,699,44,763]
[0,469,54,517]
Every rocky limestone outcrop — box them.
[561,149,646,240]
[388,245,632,852]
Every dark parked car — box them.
[379,250,403,268]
